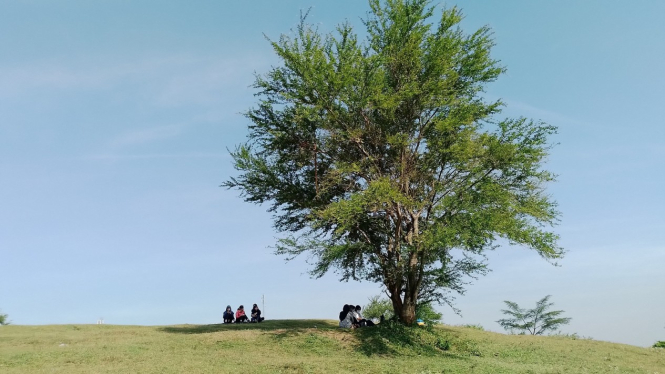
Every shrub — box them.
[436,338,450,351]
[363,295,394,321]
[416,302,443,325]
[363,295,442,325]
[653,341,665,348]
[549,331,593,340]
[0,311,9,326]
[462,324,485,331]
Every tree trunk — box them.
[400,300,417,326]
[390,290,418,326]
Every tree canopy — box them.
[224,0,562,325]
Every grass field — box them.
[1,320,663,373]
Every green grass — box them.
[1,320,663,373]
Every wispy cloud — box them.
[0,57,180,95]
[0,53,269,161]
[151,63,256,108]
[86,152,229,162]
[501,98,591,128]
[109,124,183,147]
[0,53,269,106]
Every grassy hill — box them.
[1,320,663,373]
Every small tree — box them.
[497,295,570,335]
[0,311,9,326]
[363,295,395,320]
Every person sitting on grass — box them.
[236,305,249,323]
[354,305,374,327]
[251,304,264,323]
[338,304,356,328]
[223,305,234,324]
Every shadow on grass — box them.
[158,319,338,335]
[353,322,473,360]
[159,319,473,360]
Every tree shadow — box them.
[158,319,472,361]
[353,323,472,360]
[158,319,337,335]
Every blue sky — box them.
[1,0,663,347]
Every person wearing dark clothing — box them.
[223,305,234,323]
[339,305,348,322]
[339,304,356,328]
[251,304,264,322]
[354,305,375,327]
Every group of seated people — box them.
[339,304,375,328]
[223,304,264,323]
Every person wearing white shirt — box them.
[354,305,375,327]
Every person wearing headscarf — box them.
[223,305,234,323]
[338,304,355,328]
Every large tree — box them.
[224,0,562,325]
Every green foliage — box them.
[364,295,442,324]
[462,324,484,331]
[0,310,8,325]
[497,295,571,335]
[416,302,443,324]
[653,341,665,348]
[363,295,394,320]
[549,332,592,340]
[225,0,562,325]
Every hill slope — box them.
[1,320,663,373]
